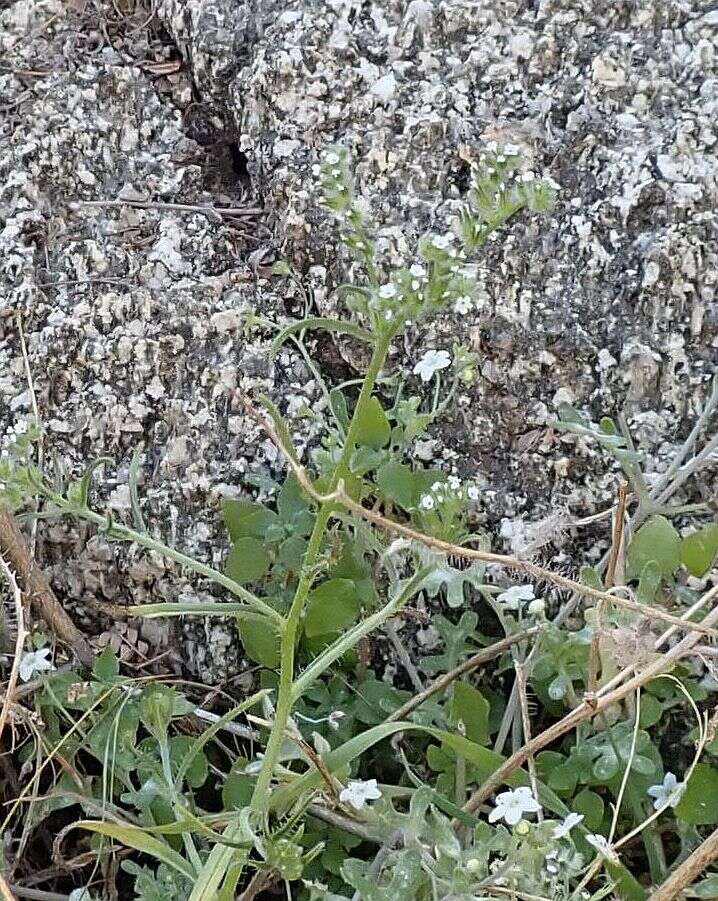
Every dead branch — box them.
[649,826,718,901]
[246,398,718,641]
[0,505,94,667]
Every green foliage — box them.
[7,144,714,901]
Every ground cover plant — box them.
[1,145,718,901]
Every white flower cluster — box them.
[418,475,480,513]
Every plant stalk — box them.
[249,333,394,814]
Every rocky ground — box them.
[1,0,716,681]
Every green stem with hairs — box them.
[249,333,394,814]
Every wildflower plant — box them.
[2,145,718,901]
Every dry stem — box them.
[384,627,540,723]
[648,826,718,901]
[0,505,93,667]
[247,400,718,641]
[0,556,27,745]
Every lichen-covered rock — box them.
[223,0,717,521]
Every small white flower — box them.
[454,295,473,314]
[18,647,54,683]
[467,485,480,501]
[413,349,452,383]
[340,778,382,811]
[410,263,426,277]
[528,598,545,617]
[431,233,455,250]
[521,170,536,182]
[489,786,542,826]
[552,812,584,839]
[378,283,397,298]
[585,833,619,864]
[327,710,345,730]
[420,495,435,510]
[411,280,421,290]
[497,584,535,610]
[647,772,686,810]
[324,151,340,165]
[448,475,461,490]
[384,310,394,320]
[311,164,321,176]
[431,481,443,492]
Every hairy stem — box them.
[249,334,394,814]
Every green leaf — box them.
[637,560,662,603]
[223,762,254,810]
[222,499,277,541]
[450,682,490,745]
[354,396,391,449]
[239,619,281,669]
[573,789,605,831]
[169,736,208,788]
[681,524,718,577]
[694,875,718,898]
[140,685,176,743]
[580,566,604,591]
[304,579,361,638]
[675,764,718,824]
[638,694,663,729]
[329,388,350,432]
[75,821,196,881]
[376,462,415,509]
[225,538,270,584]
[627,515,681,580]
[93,647,120,682]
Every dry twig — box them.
[0,505,93,667]
[247,398,718,640]
[649,826,718,900]
[384,627,540,723]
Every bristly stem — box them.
[249,332,394,814]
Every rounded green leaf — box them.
[169,736,208,788]
[376,461,415,509]
[222,499,277,541]
[223,768,254,810]
[354,396,391,449]
[627,515,681,579]
[450,683,490,745]
[239,619,281,669]
[304,578,361,637]
[225,537,270,584]
[638,694,663,729]
[573,789,605,830]
[694,875,718,898]
[681,524,718,577]
[675,764,718,824]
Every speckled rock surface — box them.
[1,0,717,679]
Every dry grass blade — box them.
[0,554,27,745]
